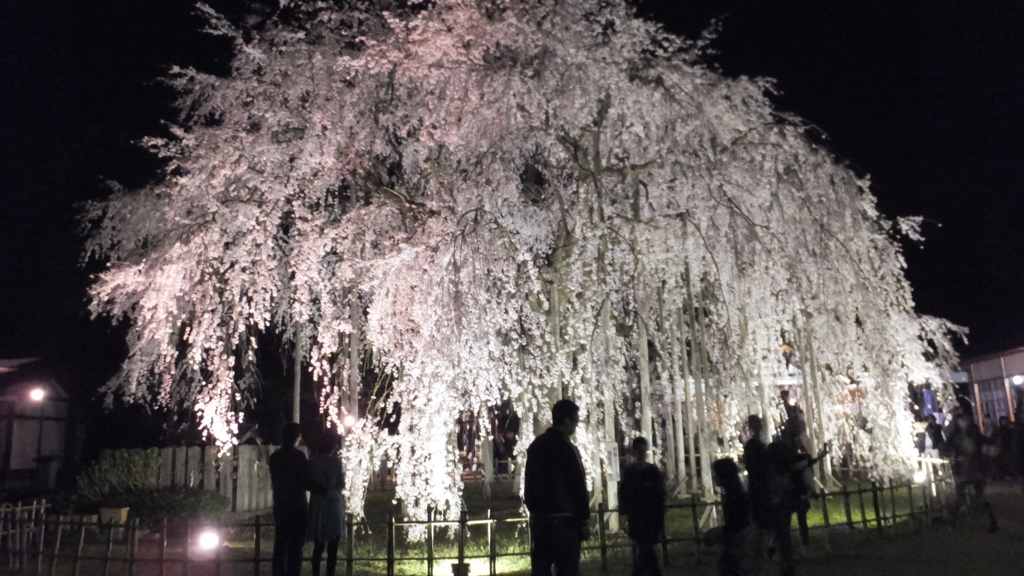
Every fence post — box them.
[2,506,9,571]
[29,503,38,572]
[72,519,85,576]
[934,470,948,517]
[48,516,64,576]
[841,485,853,529]
[25,507,33,572]
[158,518,167,576]
[4,505,12,572]
[598,503,608,572]
[487,509,496,576]
[457,510,467,575]
[387,513,396,576]
[922,479,932,520]
[36,508,47,575]
[19,512,27,572]
[820,489,831,528]
[426,508,434,576]
[127,518,138,576]
[253,515,261,576]
[526,516,532,566]
[871,482,883,535]
[857,481,868,530]
[689,498,702,559]
[345,513,355,576]
[216,532,224,576]
[906,482,915,523]
[661,505,670,568]
[184,518,191,576]
[12,505,20,572]
[888,480,898,526]
[102,520,115,576]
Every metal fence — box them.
[1,459,957,576]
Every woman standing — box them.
[307,432,346,576]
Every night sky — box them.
[2,0,1023,400]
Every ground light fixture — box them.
[29,387,45,402]
[343,415,356,428]
[1013,375,1024,386]
[913,469,928,484]
[197,530,220,551]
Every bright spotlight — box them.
[197,530,220,551]
[28,388,45,402]
[913,469,927,484]
[343,415,356,428]
[1013,375,1024,386]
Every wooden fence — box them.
[1,500,48,572]
[96,445,275,513]
[0,460,959,576]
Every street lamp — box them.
[1012,375,1023,386]
[29,387,45,402]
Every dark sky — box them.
[639,0,1024,358]
[1,0,1022,396]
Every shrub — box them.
[74,448,230,523]
[75,448,161,502]
[103,487,231,523]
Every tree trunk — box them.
[293,331,303,423]
[600,301,620,531]
[694,296,714,499]
[637,312,653,454]
[349,298,361,417]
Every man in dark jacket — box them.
[269,423,323,576]
[741,415,770,530]
[524,399,590,576]
[619,436,665,576]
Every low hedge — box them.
[77,487,231,523]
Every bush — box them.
[75,448,161,502]
[103,487,231,523]
[73,448,230,523]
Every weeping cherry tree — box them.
[84,0,962,528]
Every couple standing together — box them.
[268,423,346,576]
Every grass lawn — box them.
[30,475,950,575]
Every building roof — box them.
[0,358,39,374]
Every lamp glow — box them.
[913,469,927,484]
[1013,375,1024,386]
[28,388,45,402]
[343,415,356,428]
[197,531,220,551]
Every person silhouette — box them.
[708,458,760,576]
[307,431,346,576]
[269,423,323,576]
[742,415,770,532]
[619,436,665,576]
[524,399,590,576]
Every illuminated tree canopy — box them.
[85,0,961,523]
